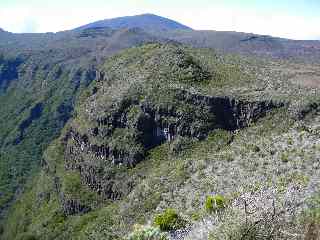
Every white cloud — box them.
[0,5,318,40]
[167,6,320,40]
[0,7,122,33]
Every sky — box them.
[0,0,319,40]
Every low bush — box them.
[209,217,279,240]
[62,171,82,196]
[205,195,226,212]
[301,196,320,239]
[16,233,38,240]
[280,152,289,163]
[169,136,194,155]
[154,208,186,231]
[128,225,168,240]
[207,129,232,150]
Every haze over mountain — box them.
[0,12,320,240]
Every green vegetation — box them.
[303,206,320,240]
[128,225,168,240]
[207,129,233,149]
[0,54,95,219]
[1,40,320,240]
[205,195,226,212]
[301,195,320,227]
[169,136,196,156]
[209,221,264,240]
[154,208,186,231]
[280,152,289,163]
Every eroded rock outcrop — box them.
[59,90,282,213]
[52,44,285,214]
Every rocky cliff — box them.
[45,44,285,215]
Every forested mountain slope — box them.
[0,26,165,219]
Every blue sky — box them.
[0,0,319,40]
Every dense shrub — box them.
[205,195,226,212]
[154,208,186,231]
[62,171,82,196]
[207,129,232,150]
[128,225,169,240]
[209,217,279,240]
[169,136,194,155]
[16,233,38,240]
[214,222,260,240]
[280,152,289,163]
[302,196,320,239]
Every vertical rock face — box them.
[59,89,282,214]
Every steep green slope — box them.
[0,28,165,220]
[2,43,319,240]
[0,51,97,217]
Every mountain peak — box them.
[74,13,192,32]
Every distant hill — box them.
[74,13,192,32]
[159,30,320,62]
[2,14,319,62]
[73,13,320,62]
